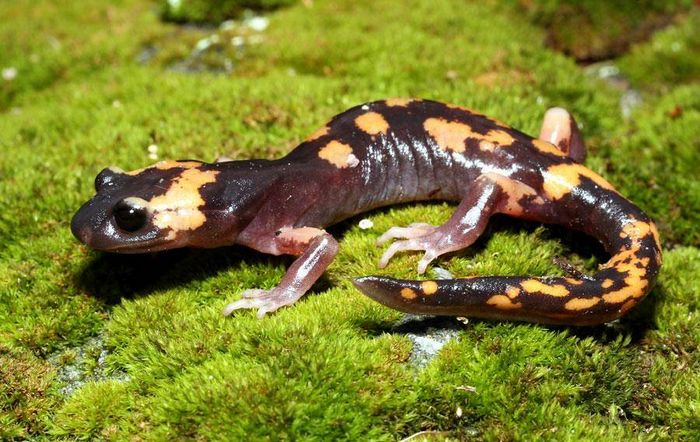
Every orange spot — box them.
[400,288,417,300]
[482,172,538,215]
[520,279,570,297]
[620,220,652,240]
[487,295,522,310]
[355,112,389,135]
[318,140,355,168]
[424,118,474,152]
[479,140,496,152]
[306,126,329,141]
[565,278,584,285]
[532,139,566,157]
[542,163,617,200]
[424,118,515,153]
[601,279,614,289]
[601,235,651,304]
[620,299,637,314]
[506,286,520,299]
[602,284,644,304]
[564,297,601,311]
[485,129,515,147]
[385,98,413,107]
[421,281,438,295]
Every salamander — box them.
[71,99,662,325]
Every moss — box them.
[514,0,693,61]
[161,0,297,24]
[600,85,700,246]
[0,348,59,439]
[618,8,700,91]
[1,0,699,439]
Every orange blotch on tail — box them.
[487,295,522,310]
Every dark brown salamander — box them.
[71,99,662,325]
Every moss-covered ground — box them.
[1,0,699,439]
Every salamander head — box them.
[71,160,226,253]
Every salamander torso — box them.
[72,99,662,325]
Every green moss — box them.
[515,0,693,61]
[618,9,700,91]
[1,0,699,439]
[600,85,700,246]
[0,348,58,439]
[51,380,133,440]
[161,0,297,24]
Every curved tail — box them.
[354,196,662,326]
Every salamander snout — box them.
[70,215,93,246]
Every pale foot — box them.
[222,287,301,319]
[376,222,436,246]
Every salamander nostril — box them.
[113,199,147,232]
[70,220,92,245]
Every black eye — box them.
[113,199,147,232]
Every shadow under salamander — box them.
[74,206,658,343]
[74,246,276,306]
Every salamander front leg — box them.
[378,175,504,274]
[223,228,339,318]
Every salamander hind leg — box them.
[538,107,586,162]
[378,174,506,274]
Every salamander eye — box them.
[113,199,147,232]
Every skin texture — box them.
[71,99,662,325]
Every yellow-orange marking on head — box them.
[401,288,417,300]
[421,281,438,295]
[565,278,584,285]
[532,139,566,157]
[564,297,600,311]
[385,98,413,107]
[487,295,522,310]
[601,279,614,289]
[148,167,219,238]
[542,163,617,200]
[126,160,201,176]
[521,279,570,297]
[355,112,389,135]
[318,140,356,168]
[307,126,329,141]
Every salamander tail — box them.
[354,217,662,326]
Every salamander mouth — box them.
[97,237,180,254]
